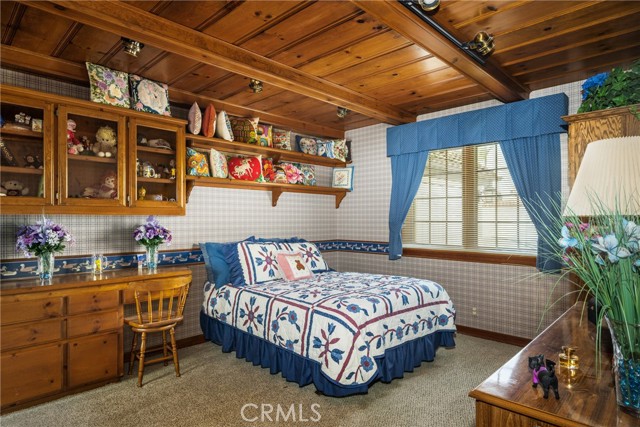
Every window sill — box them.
[402,247,536,267]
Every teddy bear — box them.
[0,180,29,197]
[81,171,117,199]
[92,126,117,158]
[24,154,43,169]
[67,119,84,155]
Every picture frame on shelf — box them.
[31,118,43,133]
[332,166,354,191]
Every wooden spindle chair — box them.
[124,276,190,387]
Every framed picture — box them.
[332,166,354,191]
[31,118,43,133]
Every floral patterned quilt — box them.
[202,272,456,386]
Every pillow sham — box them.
[209,148,228,178]
[257,123,272,147]
[236,241,282,286]
[130,74,171,116]
[230,117,259,144]
[186,147,210,176]
[86,62,131,108]
[277,252,314,281]
[215,110,234,141]
[228,155,264,182]
[278,242,330,273]
[202,104,217,138]
[272,128,292,150]
[296,136,318,155]
[200,236,256,288]
[188,102,202,135]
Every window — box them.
[402,143,537,254]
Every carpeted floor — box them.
[1,334,521,427]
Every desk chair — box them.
[124,276,190,387]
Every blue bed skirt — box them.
[200,311,456,397]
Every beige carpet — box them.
[1,334,520,427]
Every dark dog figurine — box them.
[528,354,560,399]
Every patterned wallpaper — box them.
[1,68,583,341]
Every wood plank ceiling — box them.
[1,1,639,138]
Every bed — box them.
[199,238,456,397]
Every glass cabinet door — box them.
[57,105,126,209]
[0,94,54,210]
[128,117,184,213]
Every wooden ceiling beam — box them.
[21,0,414,125]
[351,0,529,103]
[0,45,345,138]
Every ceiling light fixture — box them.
[462,31,495,57]
[249,79,263,93]
[337,107,349,118]
[417,0,439,12]
[122,38,144,57]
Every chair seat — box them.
[124,313,183,330]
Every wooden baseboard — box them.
[455,325,531,347]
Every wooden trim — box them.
[402,247,537,267]
[26,0,414,126]
[456,326,530,348]
[351,0,528,103]
[561,103,640,123]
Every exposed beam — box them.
[0,45,345,138]
[352,0,529,103]
[22,0,415,125]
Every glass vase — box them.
[37,252,55,283]
[145,245,160,271]
[606,316,640,417]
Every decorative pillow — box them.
[228,155,264,182]
[262,158,275,182]
[317,140,335,158]
[188,102,202,135]
[279,162,303,184]
[186,147,210,176]
[346,140,352,163]
[215,110,234,141]
[296,136,318,155]
[209,148,228,178]
[201,237,256,288]
[257,123,272,147]
[271,164,288,183]
[300,164,316,186]
[86,62,131,108]
[202,104,217,138]
[277,252,314,281]
[230,117,259,144]
[130,74,171,116]
[236,241,282,285]
[278,242,330,273]
[272,128,292,150]
[333,139,348,162]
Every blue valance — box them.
[387,93,568,156]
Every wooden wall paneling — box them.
[172,64,232,93]
[7,7,73,54]
[151,0,230,29]
[371,69,473,103]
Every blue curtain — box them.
[386,93,568,270]
[389,151,429,260]
[500,136,563,271]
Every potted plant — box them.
[578,60,640,114]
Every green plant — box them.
[578,60,640,114]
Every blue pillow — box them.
[200,237,255,288]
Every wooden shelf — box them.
[68,155,117,164]
[137,177,175,184]
[0,166,44,175]
[136,145,176,155]
[185,175,349,208]
[0,126,43,139]
[187,134,348,168]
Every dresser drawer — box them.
[68,332,120,388]
[67,310,121,338]
[67,290,119,315]
[1,319,63,351]
[1,297,64,325]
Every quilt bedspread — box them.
[202,272,456,387]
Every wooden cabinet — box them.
[562,104,640,186]
[0,84,186,215]
[186,134,350,208]
[469,305,638,427]
[0,267,192,413]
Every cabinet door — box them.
[0,93,54,211]
[1,343,64,407]
[128,117,185,214]
[67,332,120,388]
[56,105,127,210]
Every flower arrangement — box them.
[577,60,640,114]
[133,215,172,248]
[16,217,74,257]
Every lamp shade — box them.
[564,136,640,216]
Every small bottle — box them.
[559,346,579,370]
[91,254,104,275]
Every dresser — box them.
[0,267,192,413]
[469,305,637,427]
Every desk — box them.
[0,267,192,413]
[469,305,637,426]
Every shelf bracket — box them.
[185,180,196,203]
[335,192,346,209]
[271,188,283,207]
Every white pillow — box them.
[215,110,234,141]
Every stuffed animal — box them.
[529,354,560,399]
[67,119,84,155]
[23,154,43,169]
[82,171,117,199]
[93,126,117,158]
[0,180,29,196]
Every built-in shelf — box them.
[0,127,43,139]
[0,166,43,175]
[68,155,117,164]
[136,145,176,155]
